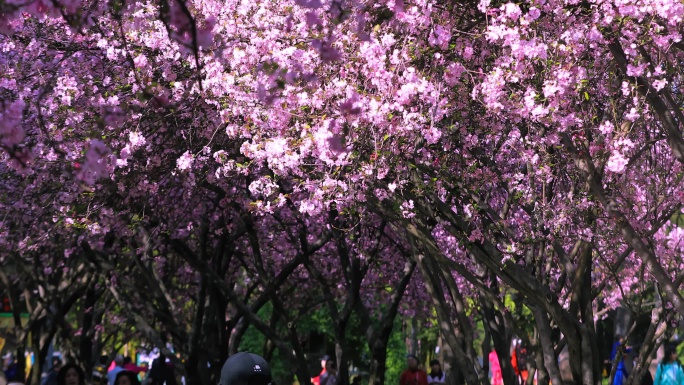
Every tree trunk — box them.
[481,294,515,385]
[531,335,549,385]
[335,332,350,385]
[29,322,57,385]
[532,307,563,385]
[184,276,207,385]
[624,301,670,385]
[411,250,483,385]
[79,286,98,378]
[368,342,388,385]
[229,318,249,355]
[361,257,416,385]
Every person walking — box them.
[427,360,445,385]
[613,347,632,385]
[123,358,148,376]
[513,342,530,385]
[43,357,62,385]
[654,345,684,385]
[57,364,85,385]
[320,360,338,385]
[3,354,18,383]
[399,355,427,385]
[0,367,7,385]
[312,356,329,385]
[489,351,503,385]
[108,356,125,385]
[145,356,177,385]
[114,371,141,385]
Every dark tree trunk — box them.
[368,342,388,385]
[184,276,207,385]
[79,286,99,378]
[530,335,549,385]
[532,307,562,385]
[481,292,515,385]
[410,247,484,385]
[360,259,416,385]
[229,318,249,355]
[335,330,350,385]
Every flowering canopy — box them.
[4,0,684,383]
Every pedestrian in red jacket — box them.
[399,355,428,385]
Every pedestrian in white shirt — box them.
[427,360,446,385]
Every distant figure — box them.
[611,336,625,362]
[513,342,530,384]
[312,355,329,385]
[43,357,62,385]
[57,364,85,385]
[93,356,108,385]
[613,346,632,385]
[654,345,684,385]
[108,356,125,385]
[489,351,502,385]
[146,356,176,385]
[123,358,148,375]
[115,371,141,385]
[3,354,18,382]
[320,360,338,385]
[399,355,427,385]
[427,360,445,385]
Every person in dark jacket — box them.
[146,356,176,385]
[115,371,141,385]
[43,357,62,385]
[57,363,85,385]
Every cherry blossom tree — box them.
[5,0,684,385]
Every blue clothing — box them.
[613,361,628,385]
[654,362,684,385]
[42,369,58,385]
[5,363,18,382]
[108,366,124,385]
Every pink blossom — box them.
[598,121,613,135]
[294,0,322,9]
[340,93,361,115]
[305,12,323,28]
[401,200,415,218]
[527,7,541,20]
[196,16,216,49]
[606,151,629,173]
[444,62,466,86]
[311,38,341,62]
[77,140,112,184]
[176,151,194,171]
[428,25,452,50]
[626,63,647,77]
[503,3,522,20]
[129,131,146,148]
[625,108,641,122]
[652,79,668,91]
[0,98,25,147]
